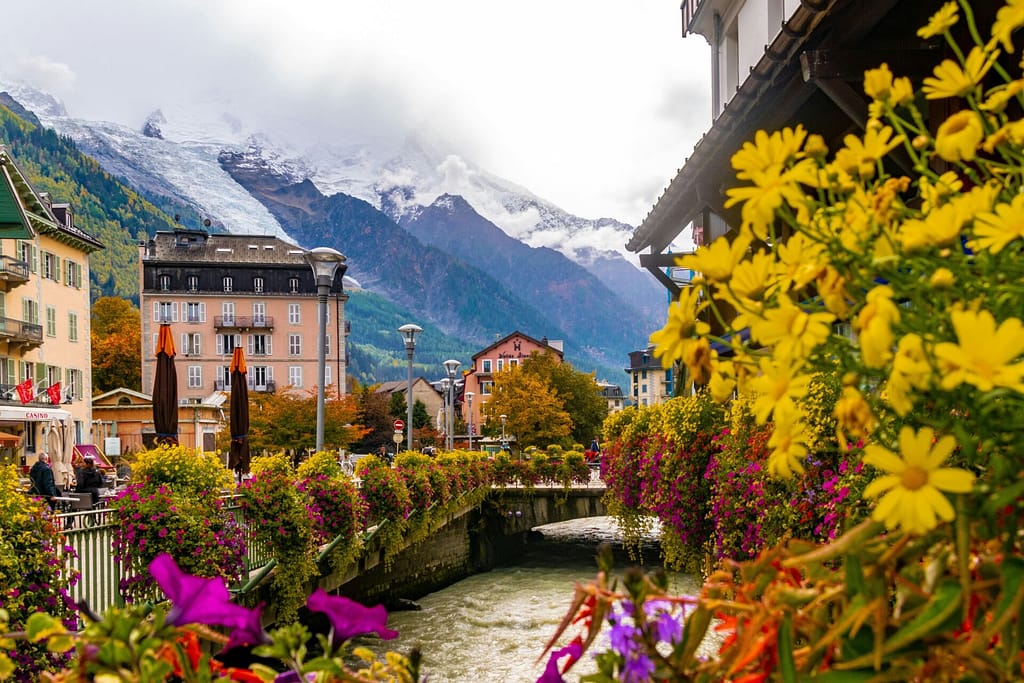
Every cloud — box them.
[10,56,76,94]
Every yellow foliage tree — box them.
[481,365,572,449]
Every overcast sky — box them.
[1,1,712,226]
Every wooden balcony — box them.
[0,256,30,289]
[214,316,274,330]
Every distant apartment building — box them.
[0,146,102,476]
[139,230,349,404]
[626,346,672,407]
[462,331,564,434]
[597,379,628,413]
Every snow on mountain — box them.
[1,80,647,277]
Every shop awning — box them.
[0,431,20,444]
[0,406,72,422]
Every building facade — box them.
[462,331,564,434]
[92,387,226,456]
[626,346,673,408]
[139,230,349,405]
[597,380,628,414]
[0,146,102,482]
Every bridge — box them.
[60,484,608,616]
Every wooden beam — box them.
[800,48,938,82]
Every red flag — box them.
[15,379,33,404]
[47,382,61,404]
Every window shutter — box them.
[54,255,61,280]
[200,303,206,322]
[267,366,274,381]
[267,336,273,355]
[172,302,179,322]
[194,334,201,355]
[181,333,188,355]
[153,301,159,321]
[247,335,254,354]
[234,333,241,348]
[216,335,223,355]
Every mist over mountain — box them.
[0,81,662,383]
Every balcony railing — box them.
[214,379,276,393]
[214,316,274,330]
[0,317,43,347]
[0,256,30,286]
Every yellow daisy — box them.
[730,126,809,179]
[993,0,1024,51]
[767,407,809,479]
[972,192,1024,253]
[751,295,835,361]
[934,309,1024,392]
[886,334,932,416]
[749,356,810,424]
[863,426,974,535]
[854,285,900,369]
[650,287,710,370]
[918,1,958,39]
[774,232,826,294]
[933,110,985,162]
[923,47,998,100]
[729,250,775,300]
[678,233,752,283]
[833,126,904,179]
[834,386,876,441]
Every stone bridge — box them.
[317,486,607,608]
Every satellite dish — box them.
[203,218,212,227]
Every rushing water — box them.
[368,517,713,683]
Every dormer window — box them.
[254,277,264,293]
[288,277,299,293]
[223,276,233,292]
[159,274,171,291]
[187,275,199,292]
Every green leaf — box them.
[778,613,797,683]
[982,478,1024,518]
[24,612,64,642]
[677,603,713,665]
[810,671,878,682]
[845,553,867,597]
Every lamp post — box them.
[443,359,460,451]
[500,413,507,452]
[304,247,347,453]
[465,392,474,451]
[398,323,422,452]
[438,378,450,450]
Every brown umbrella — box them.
[227,347,250,478]
[152,323,179,446]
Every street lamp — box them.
[304,247,347,453]
[398,323,422,452]
[500,413,508,452]
[438,378,450,449]
[465,392,474,451]
[443,359,460,450]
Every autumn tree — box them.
[521,351,608,445]
[481,365,572,449]
[351,384,394,453]
[244,385,367,453]
[91,296,141,393]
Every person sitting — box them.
[76,456,105,506]
[28,453,60,509]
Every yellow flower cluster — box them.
[647,0,1024,535]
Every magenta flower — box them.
[536,641,582,683]
[306,588,398,642]
[149,553,267,649]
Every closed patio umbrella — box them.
[152,323,179,446]
[227,347,250,478]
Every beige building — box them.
[375,378,443,426]
[92,387,226,455]
[139,230,349,405]
[626,346,672,408]
[0,146,101,482]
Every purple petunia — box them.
[148,553,267,650]
[306,588,398,642]
[536,641,582,683]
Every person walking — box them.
[29,453,59,508]
[76,456,105,506]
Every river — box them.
[368,517,716,683]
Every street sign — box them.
[392,432,403,445]
[393,419,405,431]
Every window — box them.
[249,334,270,356]
[641,383,648,394]
[158,274,171,291]
[496,359,504,371]
[188,366,203,388]
[253,302,267,324]
[288,334,302,355]
[324,365,332,387]
[641,370,648,380]
[289,277,300,293]
[288,303,301,325]
[43,252,59,280]
[65,368,81,401]
[324,334,331,356]
[18,241,37,274]
[68,312,79,342]
[223,276,233,292]
[509,359,518,367]
[221,302,235,325]
[217,333,241,354]
[288,366,302,388]
[181,333,201,356]
[187,275,199,292]
[22,298,39,325]
[65,260,83,288]
[480,380,493,395]
[253,277,264,293]
[481,359,492,373]
[251,366,270,390]
[155,301,176,322]
[45,306,56,337]
[185,302,204,323]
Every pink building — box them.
[462,331,563,437]
[139,230,349,404]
